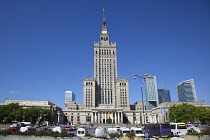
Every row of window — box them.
[86,89,93,92]
[133,113,148,116]
[100,36,109,41]
[120,93,127,97]
[119,83,126,86]
[86,82,93,86]
[96,67,116,71]
[121,97,127,100]
[95,58,115,62]
[95,49,115,55]
[86,102,93,107]
[136,107,146,110]
[121,102,127,104]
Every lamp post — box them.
[133,74,146,125]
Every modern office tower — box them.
[176,79,197,102]
[144,74,159,110]
[158,88,171,104]
[83,9,130,107]
[65,91,75,102]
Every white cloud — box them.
[9,91,19,94]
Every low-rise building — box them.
[4,99,65,124]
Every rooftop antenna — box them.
[103,8,106,26]
[162,82,164,89]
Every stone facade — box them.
[63,101,208,125]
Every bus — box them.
[77,127,86,137]
[145,123,171,137]
[170,123,187,135]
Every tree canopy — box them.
[0,103,51,125]
[169,103,210,123]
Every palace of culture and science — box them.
[62,10,204,125]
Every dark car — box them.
[67,133,75,137]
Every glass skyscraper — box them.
[176,79,197,102]
[158,88,171,104]
[144,74,159,110]
[65,91,75,102]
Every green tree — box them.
[197,107,210,123]
[0,103,52,125]
[169,103,210,123]
[3,103,23,123]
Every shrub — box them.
[0,129,68,138]
[0,130,11,136]
[85,132,91,137]
[109,132,122,138]
[126,131,135,140]
[201,128,210,136]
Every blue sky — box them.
[0,0,210,109]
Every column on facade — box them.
[101,112,104,123]
[121,111,123,123]
[91,112,94,123]
[111,112,113,123]
[101,112,103,124]
[98,112,100,124]
[108,112,110,123]
[105,112,106,123]
[117,112,120,123]
[114,112,116,123]
[95,112,97,123]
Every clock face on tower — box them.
[102,31,107,34]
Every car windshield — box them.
[136,130,143,134]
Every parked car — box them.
[67,133,75,137]
[20,126,36,132]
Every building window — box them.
[86,116,91,122]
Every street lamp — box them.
[133,74,146,125]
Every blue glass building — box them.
[176,79,197,102]
[144,74,159,110]
[158,88,171,104]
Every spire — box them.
[103,8,106,26]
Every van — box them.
[52,126,64,133]
[107,127,118,134]
[77,127,86,137]
[20,126,36,132]
[95,127,105,137]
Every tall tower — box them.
[83,10,129,107]
[176,79,197,102]
[94,9,118,106]
[158,88,171,104]
[144,74,159,110]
